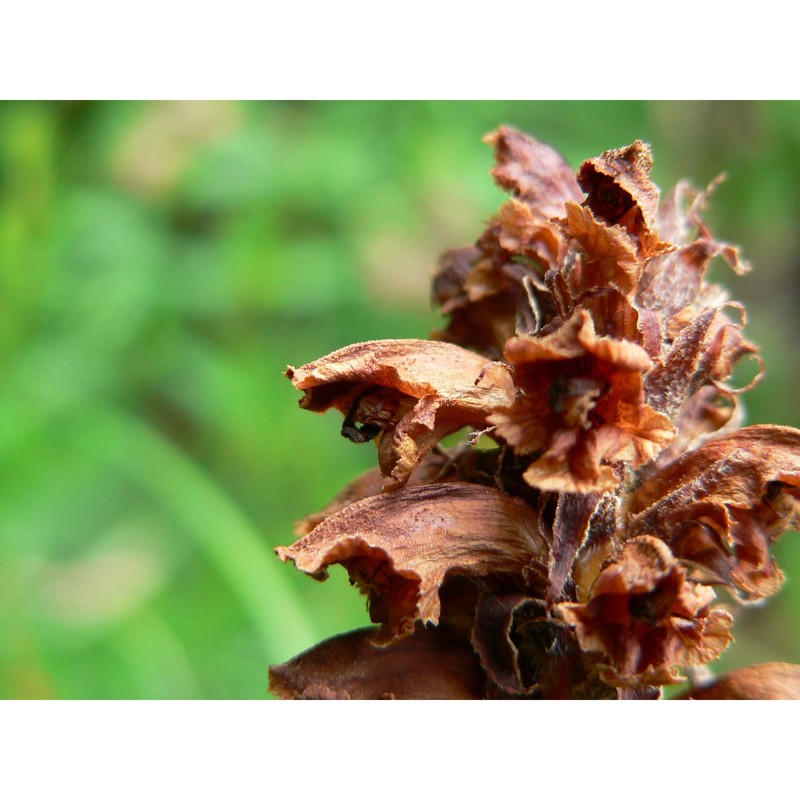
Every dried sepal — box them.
[276,482,546,641]
[676,662,800,700]
[286,339,515,487]
[627,426,800,600]
[559,536,733,687]
[269,625,486,700]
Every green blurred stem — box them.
[69,403,319,663]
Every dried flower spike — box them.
[270,126,800,700]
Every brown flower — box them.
[559,536,733,687]
[489,307,675,492]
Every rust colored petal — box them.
[496,198,566,269]
[676,662,800,700]
[491,309,674,493]
[627,426,800,599]
[578,288,659,355]
[269,625,486,699]
[484,125,584,215]
[287,339,515,487]
[276,482,546,641]
[559,536,734,687]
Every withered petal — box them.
[295,452,455,537]
[484,125,584,216]
[629,426,800,516]
[269,625,486,699]
[676,662,800,700]
[287,338,514,411]
[645,304,760,419]
[287,339,516,487]
[472,593,617,699]
[276,482,546,641]
[577,140,671,259]
[627,426,800,596]
[559,536,733,687]
[562,202,640,295]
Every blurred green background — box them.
[2,100,800,699]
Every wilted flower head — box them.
[270,126,800,700]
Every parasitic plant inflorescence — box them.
[270,127,800,700]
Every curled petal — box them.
[627,426,800,599]
[496,199,567,269]
[559,536,734,687]
[287,339,515,487]
[269,625,486,699]
[562,202,640,295]
[677,662,800,700]
[276,482,546,641]
[645,304,761,419]
[578,140,663,251]
[472,594,616,699]
[484,125,584,215]
[491,309,674,493]
[287,339,514,411]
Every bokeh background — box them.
[2,100,800,699]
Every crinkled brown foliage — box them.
[271,126,800,699]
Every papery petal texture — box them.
[277,482,546,641]
[286,339,515,487]
[559,536,733,687]
[490,308,674,492]
[627,426,800,599]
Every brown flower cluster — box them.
[269,127,800,699]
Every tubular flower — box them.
[270,126,800,700]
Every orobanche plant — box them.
[270,126,800,699]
